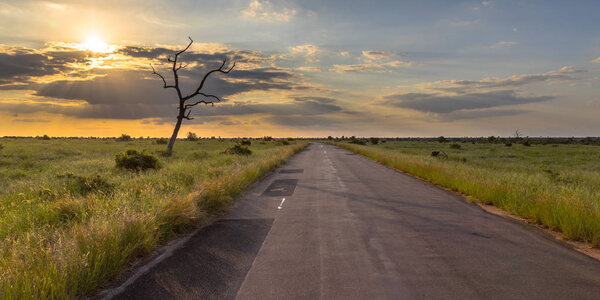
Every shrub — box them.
[117,134,132,142]
[505,142,512,147]
[437,136,447,143]
[223,144,252,156]
[431,151,448,160]
[155,138,168,144]
[449,143,461,149]
[42,134,51,140]
[239,140,251,146]
[522,140,531,147]
[369,137,380,145]
[263,136,273,141]
[349,139,367,145]
[327,136,333,140]
[59,173,113,196]
[115,149,160,171]
[280,140,290,145]
[186,132,198,141]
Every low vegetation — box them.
[0,138,307,299]
[331,140,600,247]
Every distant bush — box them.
[59,173,113,196]
[280,140,290,145]
[117,134,132,142]
[349,139,367,145]
[369,137,379,145]
[431,151,448,160]
[239,140,251,146]
[505,142,512,147]
[155,138,168,144]
[327,136,333,140]
[437,136,447,143]
[115,149,160,171]
[186,132,198,141]
[223,145,252,156]
[522,140,531,147]
[263,136,273,141]
[449,143,461,149]
[42,134,51,140]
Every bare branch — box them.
[175,37,193,57]
[182,59,236,101]
[150,64,176,89]
[183,109,193,120]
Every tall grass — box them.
[332,141,600,247]
[0,138,307,299]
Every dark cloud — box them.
[429,66,585,93]
[12,118,51,123]
[439,109,529,122]
[383,90,553,113]
[266,115,341,127]
[0,47,90,80]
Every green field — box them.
[332,140,600,247]
[0,138,307,299]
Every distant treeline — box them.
[2,135,600,145]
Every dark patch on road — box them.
[113,218,274,300]
[279,169,304,174]
[262,179,299,196]
[471,232,492,239]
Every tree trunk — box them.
[167,116,183,153]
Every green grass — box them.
[0,138,307,299]
[331,141,600,246]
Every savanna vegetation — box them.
[330,139,600,247]
[0,137,307,299]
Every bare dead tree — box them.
[150,37,235,153]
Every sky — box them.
[0,0,599,138]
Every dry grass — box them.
[0,138,307,299]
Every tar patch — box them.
[263,179,299,196]
[279,169,304,174]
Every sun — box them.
[80,35,114,53]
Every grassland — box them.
[331,140,600,247]
[0,138,307,299]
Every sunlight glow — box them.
[80,35,115,53]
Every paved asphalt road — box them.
[110,143,600,299]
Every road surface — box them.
[109,143,600,299]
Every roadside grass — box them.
[331,141,600,247]
[0,138,307,299]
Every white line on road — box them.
[278,198,286,210]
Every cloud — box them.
[593,57,600,64]
[339,51,350,57]
[489,41,516,49]
[329,60,414,73]
[0,45,89,80]
[242,0,297,22]
[362,50,395,60]
[382,90,552,113]
[439,109,529,122]
[266,115,340,127]
[424,66,584,93]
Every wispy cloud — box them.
[489,41,516,49]
[242,0,297,22]
[362,50,395,60]
[593,57,600,64]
